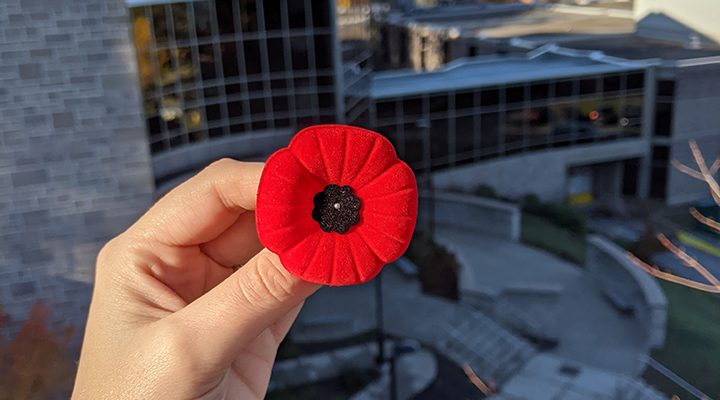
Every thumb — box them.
[168,249,320,367]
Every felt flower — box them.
[256,124,418,286]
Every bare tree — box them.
[628,140,720,293]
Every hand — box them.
[73,159,320,400]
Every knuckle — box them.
[239,253,297,309]
[206,157,236,173]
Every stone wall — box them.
[585,235,667,349]
[0,0,154,342]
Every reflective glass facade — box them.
[372,71,646,171]
[130,0,341,154]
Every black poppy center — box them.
[312,184,361,234]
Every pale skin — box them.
[73,159,321,400]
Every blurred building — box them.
[127,0,372,191]
[374,2,720,206]
[0,0,154,338]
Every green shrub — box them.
[472,184,498,199]
[405,232,459,300]
[521,196,586,234]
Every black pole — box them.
[374,271,385,366]
[390,350,398,400]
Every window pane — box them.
[455,116,474,160]
[377,100,397,120]
[627,72,644,90]
[243,40,262,75]
[479,112,500,155]
[555,80,574,97]
[431,119,449,166]
[530,83,549,101]
[194,2,212,38]
[579,78,597,95]
[263,0,283,31]
[288,0,306,29]
[240,0,258,32]
[272,96,289,113]
[152,5,169,45]
[171,3,190,42]
[312,1,331,28]
[603,75,621,92]
[267,38,286,72]
[216,1,235,34]
[505,86,524,104]
[198,45,216,80]
[220,42,239,77]
[314,35,333,69]
[654,102,673,137]
[429,94,448,113]
[291,36,309,70]
[657,80,676,97]
[403,97,423,117]
[455,91,474,109]
[480,88,499,107]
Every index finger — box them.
[130,159,264,246]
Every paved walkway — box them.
[434,227,651,376]
[292,267,536,385]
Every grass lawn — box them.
[520,213,587,264]
[647,280,720,396]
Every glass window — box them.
[171,4,190,42]
[216,1,235,35]
[505,86,524,105]
[271,79,287,90]
[314,35,333,69]
[654,102,673,137]
[151,5,169,45]
[263,0,283,31]
[228,101,244,118]
[198,45,217,80]
[429,94,448,113]
[176,47,195,83]
[193,2,212,38]
[240,0,258,32]
[455,91,474,110]
[226,83,243,95]
[273,96,289,113]
[205,103,223,121]
[319,93,335,110]
[402,97,423,117]
[504,109,525,149]
[528,107,550,147]
[530,83,549,101]
[627,72,644,90]
[291,36,309,70]
[455,116,475,160]
[250,98,265,114]
[480,88,499,107]
[243,40,262,75]
[317,75,334,88]
[650,166,668,199]
[220,42,239,77]
[657,80,675,97]
[403,123,424,168]
[621,95,643,137]
[603,75,621,93]
[479,112,500,155]
[312,1,331,28]
[377,100,397,120]
[555,80,574,97]
[267,38,286,72]
[430,119,449,166]
[288,0,306,29]
[579,77,597,96]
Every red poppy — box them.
[256,124,418,286]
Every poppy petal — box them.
[346,232,383,283]
[349,134,399,189]
[288,126,330,182]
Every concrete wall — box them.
[635,0,720,45]
[0,0,154,339]
[665,64,720,205]
[585,235,667,349]
[418,191,520,241]
[432,139,648,202]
